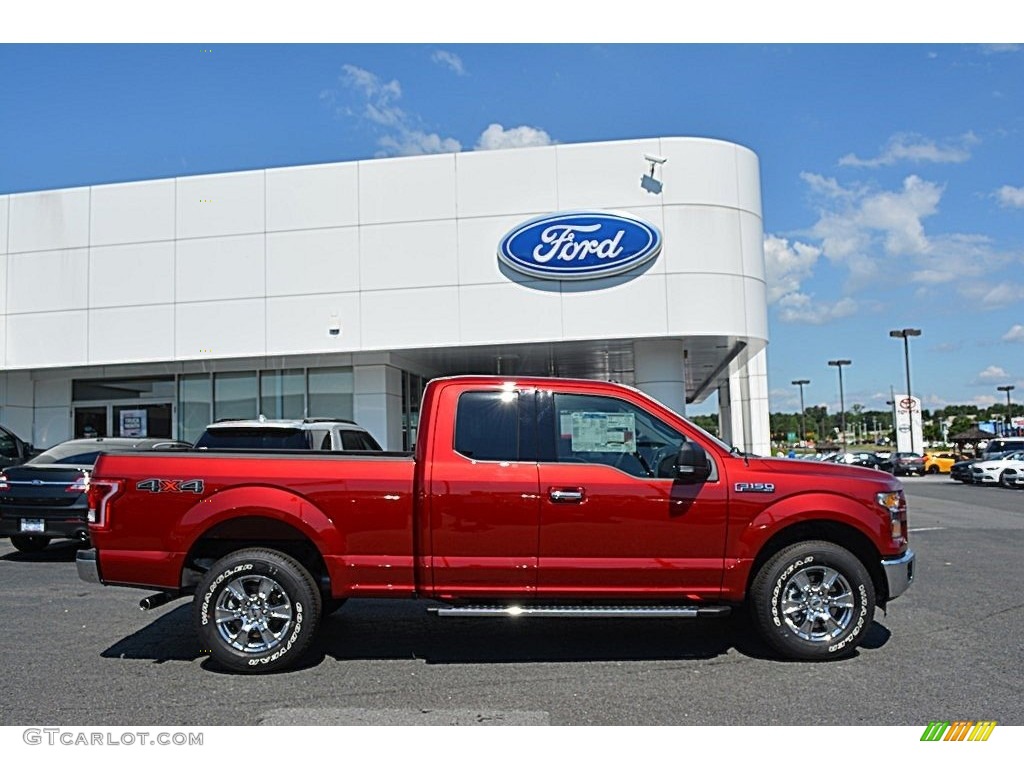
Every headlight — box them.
[877,490,907,543]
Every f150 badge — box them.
[498,211,662,280]
[136,478,205,494]
[735,482,775,494]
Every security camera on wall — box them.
[644,154,667,166]
[641,154,667,195]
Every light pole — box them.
[997,385,1015,435]
[828,360,851,450]
[792,379,810,445]
[889,328,922,453]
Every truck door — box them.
[426,387,540,598]
[536,391,729,599]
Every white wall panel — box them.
[266,163,359,232]
[456,215,532,287]
[33,378,69,407]
[6,311,89,368]
[90,178,175,246]
[175,299,266,359]
[743,277,769,341]
[561,275,668,340]
[90,241,175,308]
[458,282,562,345]
[0,196,8,254]
[0,316,5,368]
[266,228,360,297]
[90,305,175,364]
[358,154,456,225]
[665,274,747,337]
[5,372,32,407]
[455,146,557,218]
[556,139,665,210]
[660,138,740,210]
[739,210,766,283]
[33,407,70,449]
[360,220,458,291]
[0,253,6,316]
[8,188,90,253]
[176,234,265,302]
[176,170,265,239]
[361,287,459,349]
[735,146,763,216]
[7,249,89,314]
[662,206,743,277]
[4,407,34,444]
[266,292,361,355]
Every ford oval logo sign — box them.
[498,211,662,280]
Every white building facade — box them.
[0,136,770,454]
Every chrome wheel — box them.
[214,574,294,653]
[779,565,855,642]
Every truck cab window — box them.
[552,393,685,478]
[455,391,519,461]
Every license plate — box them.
[20,519,45,533]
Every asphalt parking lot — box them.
[1,475,1021,726]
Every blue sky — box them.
[1,41,1021,416]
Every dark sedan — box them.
[891,452,926,477]
[823,451,894,473]
[0,437,189,553]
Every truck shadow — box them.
[1,540,84,563]
[101,599,891,671]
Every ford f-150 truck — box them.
[78,376,915,673]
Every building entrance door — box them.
[72,403,174,439]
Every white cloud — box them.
[763,234,821,304]
[475,123,553,151]
[995,185,1024,208]
[432,50,466,76]
[334,64,461,156]
[960,282,1024,308]
[776,293,858,325]
[981,44,1020,54]
[1003,325,1024,342]
[839,132,978,168]
[977,365,1009,382]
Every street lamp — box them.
[828,360,851,450]
[997,385,1015,435]
[792,379,810,445]
[889,328,922,453]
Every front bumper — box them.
[881,549,915,600]
[76,548,101,583]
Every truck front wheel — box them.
[193,548,321,673]
[749,541,875,660]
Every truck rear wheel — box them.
[193,548,321,673]
[749,541,875,660]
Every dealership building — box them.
[0,136,770,454]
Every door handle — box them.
[549,487,585,503]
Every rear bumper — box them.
[0,516,88,541]
[77,548,101,583]
[881,549,915,600]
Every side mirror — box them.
[675,441,712,483]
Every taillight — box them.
[87,480,121,526]
[0,474,7,491]
[66,472,89,493]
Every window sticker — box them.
[567,411,636,453]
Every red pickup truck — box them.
[78,376,915,672]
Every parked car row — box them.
[0,417,386,553]
[950,450,1024,488]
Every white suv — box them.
[194,418,383,452]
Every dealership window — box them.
[178,374,212,444]
[214,372,258,421]
[308,367,354,420]
[552,393,685,479]
[260,370,305,420]
[402,371,427,450]
[454,391,520,461]
[73,377,175,402]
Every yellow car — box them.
[924,452,959,474]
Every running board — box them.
[430,605,731,619]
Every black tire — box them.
[193,548,321,673]
[926,465,939,474]
[749,540,875,660]
[999,470,1015,489]
[9,535,51,553]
